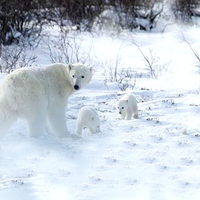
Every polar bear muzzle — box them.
[74,77,81,90]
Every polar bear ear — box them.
[68,64,74,71]
[89,67,93,73]
[126,100,129,103]
[91,117,94,121]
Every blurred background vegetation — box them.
[0,0,199,45]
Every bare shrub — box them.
[0,44,36,73]
[108,0,164,31]
[101,59,117,83]
[100,60,137,91]
[117,69,137,91]
[131,39,168,78]
[144,49,164,78]
[171,0,200,22]
[43,30,93,64]
[100,41,126,83]
[0,0,50,45]
[181,31,200,69]
[50,0,105,31]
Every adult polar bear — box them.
[0,63,92,138]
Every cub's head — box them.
[68,63,92,91]
[90,115,101,134]
[116,99,128,115]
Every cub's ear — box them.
[89,67,93,73]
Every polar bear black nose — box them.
[119,112,122,114]
[74,85,80,90]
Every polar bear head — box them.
[116,99,128,115]
[90,115,101,134]
[68,63,92,91]
[76,106,101,135]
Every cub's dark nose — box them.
[74,85,80,90]
[119,112,122,114]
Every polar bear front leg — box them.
[126,111,133,120]
[75,122,83,135]
[47,107,70,138]
[89,127,96,134]
[120,113,126,120]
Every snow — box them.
[1,24,200,200]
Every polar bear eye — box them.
[122,107,124,109]
[81,76,84,78]
[72,75,75,78]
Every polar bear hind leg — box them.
[0,106,18,139]
[27,107,47,138]
[133,106,138,119]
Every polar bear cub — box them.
[76,106,101,135]
[117,93,138,120]
[0,63,92,139]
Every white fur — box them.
[0,63,92,138]
[76,106,100,135]
[116,93,138,120]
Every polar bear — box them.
[116,93,138,120]
[76,106,101,135]
[0,63,92,138]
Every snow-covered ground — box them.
[1,24,200,200]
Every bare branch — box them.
[181,31,200,64]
